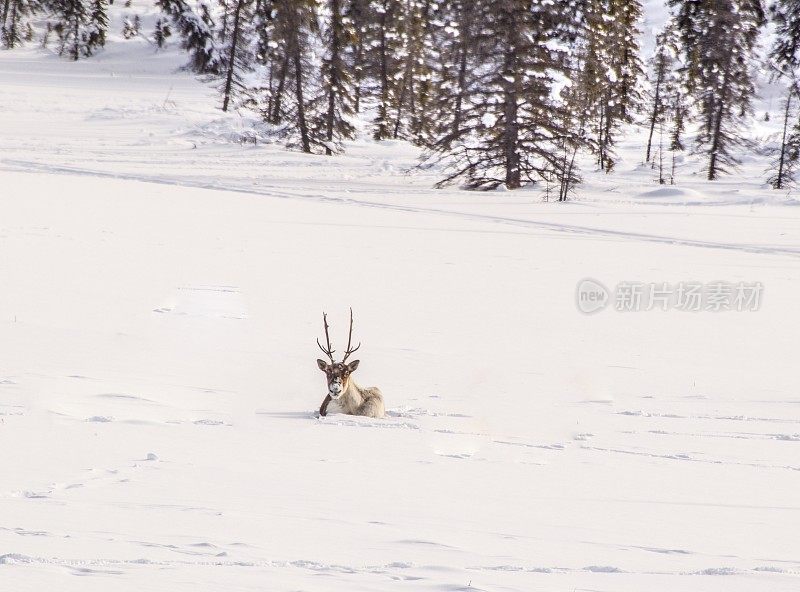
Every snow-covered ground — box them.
[1,7,800,591]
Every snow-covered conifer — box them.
[768,81,800,189]
[50,0,108,59]
[153,17,171,49]
[427,0,585,191]
[369,0,404,140]
[767,1,800,188]
[157,0,220,73]
[1,0,35,48]
[314,0,357,154]
[769,0,800,77]
[574,0,644,172]
[218,0,255,111]
[669,0,765,180]
[262,0,318,152]
[645,27,679,163]
[122,14,141,39]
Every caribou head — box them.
[316,308,361,400]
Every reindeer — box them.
[316,309,385,419]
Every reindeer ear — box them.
[317,359,328,371]
[347,360,360,372]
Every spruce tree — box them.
[370,0,403,140]
[575,0,643,172]
[389,0,435,143]
[428,0,582,190]
[670,0,765,180]
[157,0,220,73]
[251,0,274,68]
[555,81,589,200]
[1,0,9,39]
[217,0,231,43]
[767,0,800,188]
[645,28,678,163]
[264,17,290,123]
[768,82,800,189]
[668,83,687,183]
[405,0,436,145]
[153,18,171,49]
[218,0,255,112]
[122,14,141,39]
[769,0,800,77]
[316,0,356,154]
[263,0,318,152]
[428,0,479,150]
[1,0,35,48]
[347,0,372,113]
[87,0,108,50]
[51,0,108,59]
[612,0,644,121]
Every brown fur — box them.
[326,381,385,418]
[317,360,385,419]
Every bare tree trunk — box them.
[707,70,730,181]
[602,89,615,172]
[325,0,342,155]
[393,62,410,138]
[450,4,471,144]
[374,8,390,140]
[502,49,520,189]
[71,12,80,60]
[670,149,676,185]
[266,59,275,118]
[452,39,468,139]
[560,144,580,201]
[707,101,725,181]
[646,73,663,163]
[221,0,244,112]
[353,36,364,113]
[271,53,290,123]
[597,107,606,171]
[774,87,794,189]
[658,122,665,184]
[291,34,311,153]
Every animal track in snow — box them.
[618,409,800,425]
[5,457,157,502]
[95,393,159,404]
[584,565,626,573]
[193,419,231,426]
[387,407,472,419]
[582,445,800,472]
[318,416,420,430]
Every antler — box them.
[316,311,335,363]
[341,307,361,362]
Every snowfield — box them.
[2,14,800,592]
